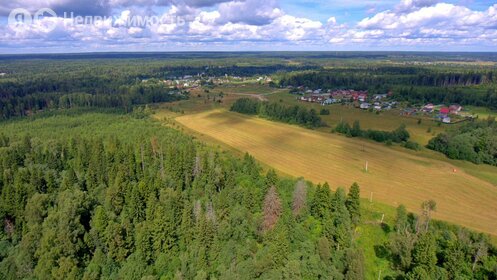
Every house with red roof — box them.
[440,107,450,116]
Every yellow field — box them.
[175,109,497,235]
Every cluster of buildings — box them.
[161,74,246,90]
[297,89,396,111]
[256,76,273,84]
[162,76,202,89]
[159,73,258,90]
[403,103,464,123]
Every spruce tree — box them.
[346,183,361,226]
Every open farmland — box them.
[175,109,497,235]
[266,91,447,145]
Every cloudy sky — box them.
[1,0,497,53]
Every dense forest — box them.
[0,112,364,279]
[392,87,497,109]
[279,67,496,89]
[427,118,497,166]
[0,59,316,119]
[278,68,497,108]
[157,65,320,78]
[0,78,186,119]
[0,111,496,279]
[230,98,323,128]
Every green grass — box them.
[0,108,177,142]
[357,201,397,279]
[465,105,497,119]
[266,91,446,145]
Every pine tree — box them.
[346,183,361,226]
[345,248,365,280]
[351,121,362,137]
[412,233,437,273]
[310,183,332,220]
[264,169,278,193]
[331,188,352,249]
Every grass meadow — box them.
[173,109,497,236]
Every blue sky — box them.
[1,0,497,53]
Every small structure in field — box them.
[373,94,388,100]
[360,103,371,109]
[449,104,463,114]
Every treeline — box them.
[279,67,496,89]
[0,132,365,279]
[157,65,320,78]
[230,98,323,128]
[393,86,497,110]
[0,80,185,119]
[427,118,497,166]
[333,120,418,148]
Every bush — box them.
[320,108,330,115]
[404,141,421,151]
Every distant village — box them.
[402,103,471,124]
[157,74,272,91]
[290,87,473,124]
[292,87,397,111]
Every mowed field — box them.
[266,91,447,145]
[175,109,497,235]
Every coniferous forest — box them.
[1,53,497,279]
[0,110,496,279]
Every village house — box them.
[439,107,450,116]
[449,104,463,114]
[423,103,434,113]
[373,94,388,100]
[360,103,371,109]
[401,108,417,116]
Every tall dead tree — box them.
[292,180,307,217]
[416,200,436,233]
[262,186,282,232]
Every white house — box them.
[360,103,371,109]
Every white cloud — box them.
[1,0,497,52]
